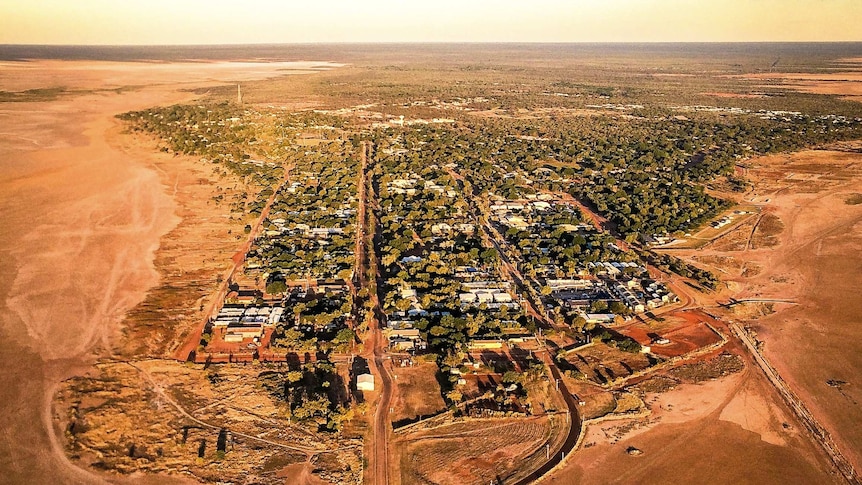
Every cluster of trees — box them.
[248,143,359,280]
[640,250,718,290]
[258,360,353,432]
[371,107,862,239]
[271,294,355,353]
[371,132,528,356]
[504,224,630,279]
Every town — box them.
[68,48,862,484]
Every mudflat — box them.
[0,59,335,484]
[551,365,839,485]
[734,148,862,472]
[613,146,862,484]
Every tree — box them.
[293,395,331,420]
[502,371,523,385]
[266,280,287,295]
[446,389,463,403]
[608,301,629,315]
[335,328,355,345]
[572,316,587,332]
[589,300,608,313]
[286,370,303,384]
[281,328,302,348]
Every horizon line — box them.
[3,40,862,48]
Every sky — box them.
[1,0,860,45]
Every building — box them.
[357,373,375,391]
[611,282,646,313]
[546,279,594,291]
[468,339,504,350]
[584,313,617,324]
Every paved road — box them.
[512,351,582,485]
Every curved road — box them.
[447,165,585,484]
[511,354,582,485]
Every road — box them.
[174,164,294,361]
[446,165,584,485]
[512,349,582,485]
[731,323,860,485]
[357,141,394,485]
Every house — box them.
[584,313,617,324]
[357,374,375,391]
[468,339,504,350]
[431,223,452,235]
[455,223,475,234]
[546,279,594,291]
[226,324,264,339]
[502,214,529,229]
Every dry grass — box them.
[398,417,551,485]
[751,213,785,249]
[612,391,645,414]
[580,391,617,420]
[668,352,744,384]
[390,362,446,425]
[55,360,360,484]
[633,376,679,394]
[563,344,653,385]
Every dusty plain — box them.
[0,58,339,484]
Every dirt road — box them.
[357,141,395,485]
[173,164,293,362]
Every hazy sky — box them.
[1,0,860,44]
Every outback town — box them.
[2,5,862,485]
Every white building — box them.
[357,373,375,391]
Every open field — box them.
[54,359,361,484]
[728,148,862,471]
[389,362,446,426]
[653,146,862,481]
[548,351,842,485]
[655,205,761,250]
[560,344,654,386]
[617,312,724,359]
[397,416,555,485]
[740,59,862,103]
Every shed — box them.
[357,373,375,391]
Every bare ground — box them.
[0,59,339,484]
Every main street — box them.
[357,141,395,485]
